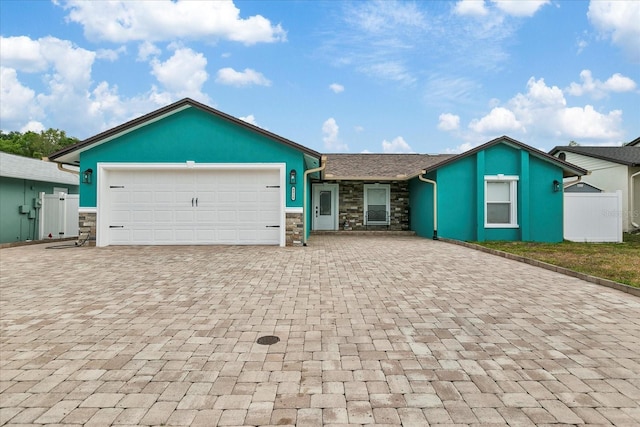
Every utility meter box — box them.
[19,205,30,214]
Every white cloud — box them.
[96,46,126,62]
[60,0,286,45]
[438,113,461,131]
[382,136,414,153]
[151,48,209,100]
[215,67,271,87]
[588,0,640,62]
[469,107,524,133]
[137,41,161,61]
[464,75,625,144]
[454,0,488,17]
[239,114,258,126]
[329,83,344,93]
[354,125,364,132]
[322,118,348,152]
[361,61,415,85]
[0,67,37,122]
[558,106,622,140]
[20,121,45,133]
[0,36,49,72]
[566,69,637,99]
[491,0,550,17]
[454,0,549,18]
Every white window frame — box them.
[364,183,390,226]
[484,175,519,228]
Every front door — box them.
[312,184,338,230]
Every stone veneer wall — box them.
[78,211,97,246]
[285,212,303,246]
[81,211,303,247]
[328,181,410,231]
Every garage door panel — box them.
[106,168,282,245]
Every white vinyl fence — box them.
[39,192,79,239]
[564,190,622,243]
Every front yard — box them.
[477,233,640,288]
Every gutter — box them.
[418,171,438,240]
[562,175,582,189]
[302,156,327,246]
[42,157,80,175]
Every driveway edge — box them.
[440,238,640,297]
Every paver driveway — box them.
[1,235,639,426]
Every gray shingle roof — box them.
[323,153,454,179]
[0,152,79,185]
[549,145,640,166]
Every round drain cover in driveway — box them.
[256,335,280,345]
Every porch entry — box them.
[312,183,338,230]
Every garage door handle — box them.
[191,197,194,207]
[195,198,198,207]
[266,225,280,228]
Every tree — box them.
[0,129,79,159]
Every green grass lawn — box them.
[476,233,640,288]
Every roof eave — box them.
[48,98,322,164]
[425,136,588,177]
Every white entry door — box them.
[312,184,338,230]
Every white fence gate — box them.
[564,191,622,243]
[39,192,79,239]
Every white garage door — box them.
[104,168,282,245]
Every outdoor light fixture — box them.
[82,168,93,184]
[553,179,561,192]
[289,169,297,185]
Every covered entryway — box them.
[98,164,284,246]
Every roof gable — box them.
[549,145,640,166]
[427,136,588,177]
[48,98,322,165]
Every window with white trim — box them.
[364,183,390,225]
[485,175,518,228]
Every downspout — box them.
[302,156,327,246]
[418,170,438,240]
[631,170,640,229]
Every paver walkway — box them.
[1,235,639,426]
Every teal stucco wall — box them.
[0,176,79,243]
[410,141,565,242]
[79,107,307,208]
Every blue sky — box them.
[1,1,638,154]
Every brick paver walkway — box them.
[1,235,639,426]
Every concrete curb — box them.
[440,238,640,297]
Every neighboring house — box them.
[550,141,640,232]
[0,152,79,244]
[48,99,587,246]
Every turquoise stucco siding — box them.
[0,176,79,243]
[79,106,306,208]
[408,172,436,239]
[528,156,564,242]
[438,156,477,241]
[409,140,565,242]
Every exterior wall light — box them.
[553,179,561,192]
[289,169,297,185]
[82,168,93,184]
